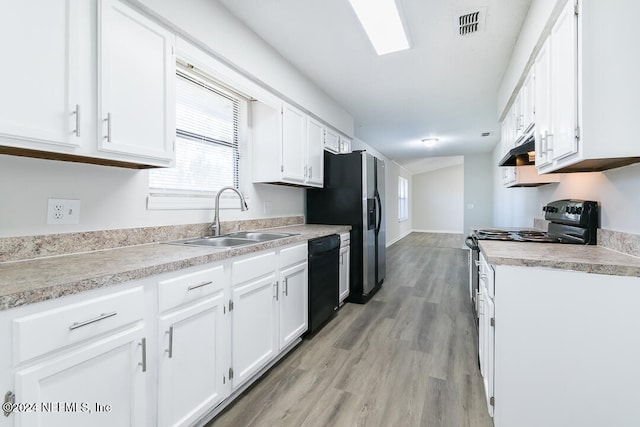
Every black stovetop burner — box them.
[470,199,599,246]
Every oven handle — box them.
[465,236,479,250]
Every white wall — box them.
[0,0,354,238]
[385,161,413,246]
[412,164,464,233]
[463,153,494,235]
[135,0,353,137]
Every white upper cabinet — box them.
[339,135,352,154]
[280,103,307,183]
[0,0,90,152]
[306,117,324,187]
[324,127,340,153]
[98,0,176,165]
[0,0,176,168]
[536,0,640,173]
[252,101,324,187]
[520,69,535,137]
[535,37,552,167]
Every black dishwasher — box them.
[307,234,340,334]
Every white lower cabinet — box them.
[231,251,279,389]
[14,326,146,427]
[279,244,308,349]
[339,233,350,305]
[0,282,147,427]
[156,264,230,427]
[0,242,311,426]
[477,253,495,417]
[230,243,308,389]
[485,262,640,427]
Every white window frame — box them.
[398,175,408,221]
[148,63,249,211]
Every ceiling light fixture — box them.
[348,0,410,55]
[422,138,439,147]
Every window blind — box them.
[149,67,240,194]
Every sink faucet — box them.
[211,186,249,236]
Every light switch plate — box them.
[47,199,81,225]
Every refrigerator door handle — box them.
[374,191,382,234]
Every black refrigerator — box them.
[306,150,385,303]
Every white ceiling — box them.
[218,0,532,174]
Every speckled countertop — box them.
[479,240,640,277]
[0,224,350,311]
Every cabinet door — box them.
[158,292,230,427]
[232,273,278,389]
[281,103,306,183]
[535,38,552,167]
[339,245,350,304]
[549,0,579,162]
[279,262,308,349]
[484,292,495,418]
[0,0,87,151]
[98,0,176,165]
[324,128,340,153]
[306,117,324,187]
[14,326,146,427]
[339,136,352,154]
[522,69,535,134]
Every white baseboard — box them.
[386,229,412,247]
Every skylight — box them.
[348,0,410,55]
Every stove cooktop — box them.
[473,229,561,243]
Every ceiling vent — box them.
[457,7,486,36]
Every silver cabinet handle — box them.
[304,165,308,177]
[166,326,174,358]
[104,113,112,142]
[187,281,213,291]
[69,311,117,330]
[538,133,547,158]
[546,133,554,152]
[73,104,80,137]
[283,278,289,297]
[309,166,312,179]
[139,337,147,372]
[273,282,279,301]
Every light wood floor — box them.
[209,232,493,427]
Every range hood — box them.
[499,134,535,167]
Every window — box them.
[398,176,408,221]
[149,62,246,208]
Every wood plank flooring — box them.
[208,232,493,427]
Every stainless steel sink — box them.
[226,231,297,241]
[166,232,298,248]
[169,236,257,248]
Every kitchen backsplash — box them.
[0,216,304,263]
[598,229,640,258]
[534,217,639,257]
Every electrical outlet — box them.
[263,201,272,214]
[47,199,81,225]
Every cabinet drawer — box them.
[232,251,277,285]
[12,286,144,364]
[158,264,226,312]
[280,243,307,269]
